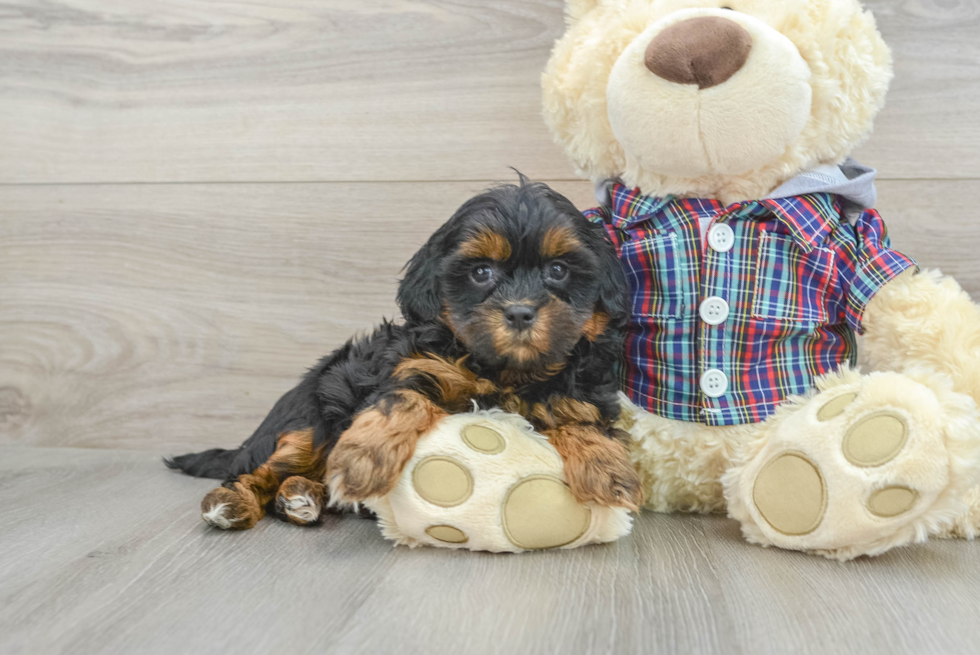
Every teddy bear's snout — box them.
[644,15,752,89]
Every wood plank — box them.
[1,446,979,655]
[2,180,978,452]
[0,0,977,184]
[700,517,980,655]
[0,179,590,451]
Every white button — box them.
[700,369,728,398]
[708,223,735,253]
[699,296,730,325]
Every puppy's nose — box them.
[504,304,537,331]
[644,16,752,89]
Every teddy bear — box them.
[536,0,980,559]
[364,0,980,560]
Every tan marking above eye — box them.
[458,230,512,261]
[540,225,582,259]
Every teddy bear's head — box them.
[542,0,892,203]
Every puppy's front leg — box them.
[534,398,643,511]
[326,390,448,507]
[545,424,643,511]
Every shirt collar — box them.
[604,181,840,253]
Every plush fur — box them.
[167,179,643,531]
[541,0,980,559]
[542,0,892,204]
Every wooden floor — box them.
[2,445,980,655]
[3,1,980,653]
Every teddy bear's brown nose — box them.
[644,16,752,89]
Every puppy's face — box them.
[398,182,628,373]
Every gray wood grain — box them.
[0,445,978,655]
[2,180,978,452]
[0,0,978,184]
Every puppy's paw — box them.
[275,476,324,526]
[563,451,644,512]
[201,487,262,530]
[325,438,412,507]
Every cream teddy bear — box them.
[537,0,980,559]
[366,0,980,559]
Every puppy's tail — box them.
[164,448,242,480]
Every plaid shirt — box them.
[586,183,916,425]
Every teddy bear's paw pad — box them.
[461,425,505,454]
[752,452,826,536]
[425,525,469,544]
[817,393,858,421]
[867,486,919,518]
[842,411,909,467]
[502,475,591,550]
[412,456,474,507]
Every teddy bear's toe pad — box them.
[412,456,473,507]
[842,411,908,467]
[867,486,918,517]
[752,452,826,536]
[502,475,591,549]
[816,393,857,421]
[425,525,469,543]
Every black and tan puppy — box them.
[167,178,642,529]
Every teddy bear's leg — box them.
[618,395,752,513]
[860,268,980,540]
[361,410,633,552]
[723,367,980,560]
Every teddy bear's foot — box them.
[362,410,634,552]
[724,369,980,560]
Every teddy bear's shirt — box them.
[586,183,915,426]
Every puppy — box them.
[167,178,643,529]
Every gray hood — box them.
[767,157,878,220]
[595,157,878,221]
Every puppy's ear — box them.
[397,224,450,324]
[587,223,629,327]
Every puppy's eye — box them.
[721,5,735,10]
[547,262,569,282]
[471,266,494,285]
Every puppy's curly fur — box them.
[167,178,643,529]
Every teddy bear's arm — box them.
[862,268,980,405]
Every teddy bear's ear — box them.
[565,0,602,24]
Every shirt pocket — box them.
[752,232,835,324]
[620,232,688,319]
